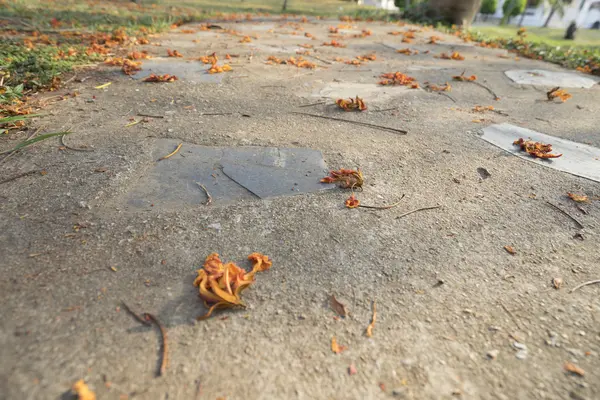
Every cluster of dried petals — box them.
[240,36,252,43]
[452,72,477,81]
[198,53,218,65]
[567,193,590,203]
[266,56,315,69]
[305,32,315,38]
[428,82,451,92]
[128,51,150,60]
[167,49,183,58]
[345,194,360,208]
[72,380,95,400]
[208,64,232,74]
[438,52,465,60]
[513,138,562,159]
[379,72,418,88]
[396,48,418,55]
[336,96,367,112]
[321,169,364,189]
[473,105,494,113]
[547,87,572,102]
[428,35,443,44]
[352,29,372,38]
[193,253,273,320]
[322,40,346,47]
[356,53,376,61]
[122,59,142,75]
[104,57,125,66]
[143,73,178,82]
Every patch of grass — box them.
[474,25,600,48]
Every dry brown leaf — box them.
[321,169,364,189]
[513,138,562,159]
[564,362,585,376]
[504,245,516,255]
[567,192,589,203]
[330,295,348,317]
[365,300,377,337]
[121,59,142,75]
[194,253,272,320]
[72,380,96,400]
[331,336,347,354]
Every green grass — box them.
[474,25,600,48]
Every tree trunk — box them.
[426,0,482,27]
[282,0,288,11]
[543,5,557,27]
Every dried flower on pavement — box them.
[331,336,347,354]
[453,72,477,81]
[365,300,376,337]
[428,82,451,92]
[567,192,590,203]
[379,71,417,87]
[122,59,142,75]
[397,48,418,55]
[128,51,150,60]
[428,35,443,44]
[437,51,465,60]
[208,64,232,74]
[547,87,572,102]
[143,74,178,83]
[266,55,316,69]
[504,245,516,255]
[167,49,183,57]
[322,40,346,47]
[513,138,562,159]
[72,380,96,400]
[345,194,361,208]
[321,169,364,189]
[564,362,585,376]
[194,253,272,320]
[330,295,348,317]
[336,96,367,112]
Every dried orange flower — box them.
[239,36,252,43]
[122,59,142,75]
[356,53,376,61]
[322,40,346,47]
[305,32,314,38]
[428,82,451,92]
[208,64,232,74]
[104,57,125,66]
[473,105,494,112]
[403,31,415,39]
[143,73,178,82]
[198,52,218,65]
[547,87,572,102]
[336,96,367,112]
[379,71,417,87]
[438,51,464,60]
[321,169,364,189]
[567,193,590,203]
[331,336,347,354]
[396,48,418,55]
[128,51,150,60]
[345,194,360,208]
[193,253,273,320]
[513,138,562,159]
[72,380,96,400]
[428,35,443,44]
[266,55,315,69]
[299,43,313,49]
[167,49,183,58]
[388,31,402,36]
[401,37,412,43]
[452,72,477,81]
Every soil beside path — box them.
[1,16,599,400]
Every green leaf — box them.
[0,131,71,155]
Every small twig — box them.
[545,201,584,229]
[144,313,168,377]
[570,279,600,293]
[470,81,500,101]
[138,113,164,119]
[535,117,551,124]
[199,112,234,116]
[304,53,332,65]
[121,302,151,326]
[290,112,407,135]
[158,143,182,161]
[0,170,40,185]
[195,182,212,205]
[395,205,441,219]
[437,91,457,103]
[60,134,94,152]
[371,107,398,113]
[365,300,377,337]
[359,194,406,210]
[298,101,327,108]
[499,301,521,330]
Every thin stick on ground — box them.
[144,313,168,377]
[470,81,500,101]
[158,143,182,161]
[298,101,327,108]
[200,112,234,116]
[570,279,600,293]
[60,134,94,152]
[371,107,398,113]
[304,53,332,65]
[290,112,407,135]
[0,170,40,185]
[395,205,441,219]
[359,194,406,210]
[499,301,521,330]
[121,301,151,326]
[0,126,42,165]
[365,300,377,337]
[545,201,584,229]
[138,113,164,119]
[195,182,212,205]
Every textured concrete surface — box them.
[1,16,599,400]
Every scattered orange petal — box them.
[167,49,183,58]
[365,300,376,337]
[331,336,347,354]
[564,362,585,376]
[567,193,589,203]
[321,169,364,189]
[504,245,516,255]
[547,87,572,102]
[336,96,367,112]
[345,194,361,208]
[72,380,96,400]
[143,74,178,82]
[513,138,562,159]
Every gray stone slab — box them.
[481,123,600,183]
[136,59,224,84]
[125,140,333,209]
[504,69,598,88]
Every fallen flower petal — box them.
[330,295,348,317]
[365,300,376,337]
[167,49,183,57]
[72,380,96,400]
[452,72,477,81]
[336,96,367,112]
[513,138,562,159]
[504,245,516,255]
[143,74,178,82]
[567,192,590,203]
[321,169,364,189]
[547,87,572,102]
[208,64,232,74]
[331,336,347,354]
[345,194,360,208]
[379,71,417,87]
[564,362,585,376]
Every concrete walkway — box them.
[1,16,599,400]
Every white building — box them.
[493,0,600,28]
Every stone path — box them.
[1,16,599,400]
